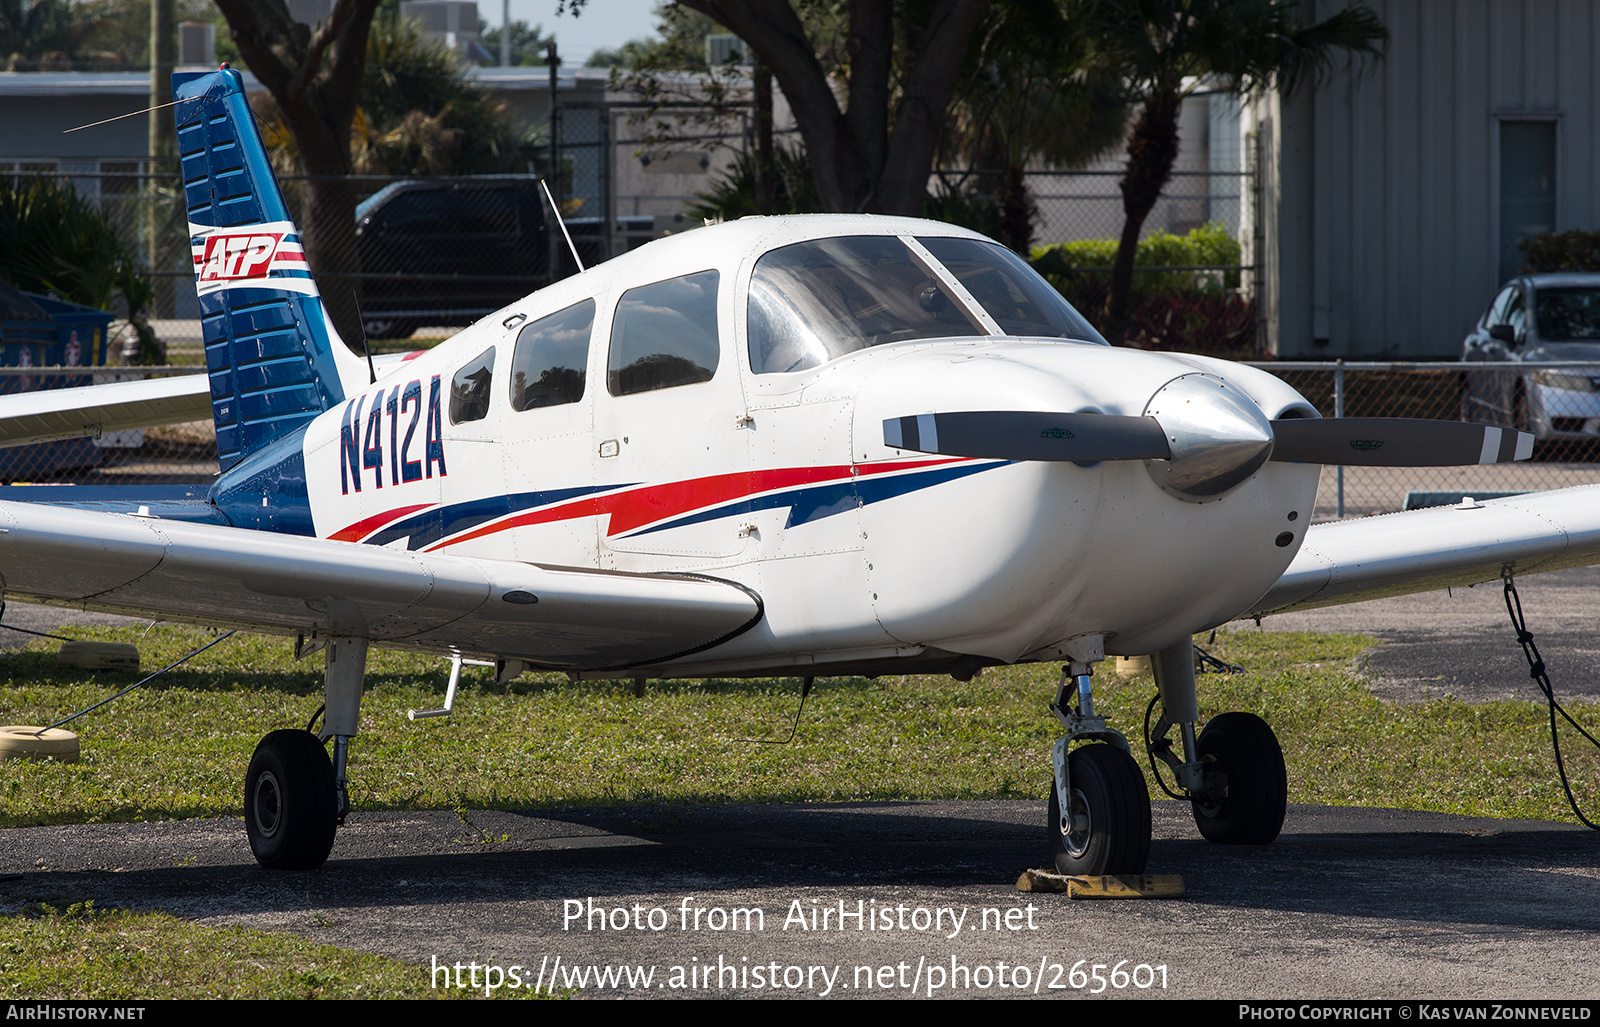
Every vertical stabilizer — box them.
[174,69,368,471]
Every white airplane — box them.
[4,66,1599,874]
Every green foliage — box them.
[0,176,156,357]
[1035,223,1243,297]
[1520,230,1600,274]
[922,178,1004,241]
[359,17,539,176]
[684,144,821,221]
[1032,224,1252,353]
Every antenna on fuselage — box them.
[349,288,379,385]
[538,178,586,274]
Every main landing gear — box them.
[244,636,368,870]
[1144,640,1287,845]
[1044,636,1287,875]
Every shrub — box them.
[1033,222,1242,297]
[1032,224,1253,355]
[1520,230,1600,274]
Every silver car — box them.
[1461,273,1600,441]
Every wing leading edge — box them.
[0,500,761,671]
[1247,485,1600,616]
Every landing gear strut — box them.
[244,635,368,870]
[1046,637,1151,876]
[1145,639,1287,845]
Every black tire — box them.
[1049,743,1151,876]
[245,730,338,870]
[1191,712,1287,845]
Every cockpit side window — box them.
[915,236,1109,344]
[747,236,983,374]
[449,346,495,424]
[510,298,593,410]
[608,270,720,396]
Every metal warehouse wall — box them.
[1255,0,1600,358]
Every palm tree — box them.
[944,0,1130,254]
[1075,0,1386,341]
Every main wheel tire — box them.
[245,730,338,870]
[1191,712,1287,845]
[1049,743,1152,876]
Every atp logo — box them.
[197,232,284,281]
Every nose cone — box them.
[1144,373,1274,501]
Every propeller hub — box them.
[1144,374,1274,501]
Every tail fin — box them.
[173,68,369,471]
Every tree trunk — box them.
[1106,89,1181,344]
[214,0,380,350]
[680,0,987,216]
[997,163,1031,255]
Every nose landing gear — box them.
[1046,639,1152,876]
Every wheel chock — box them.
[58,641,140,673]
[1016,869,1185,898]
[0,726,80,763]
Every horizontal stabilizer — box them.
[0,374,210,448]
[1269,417,1534,466]
[883,411,1170,462]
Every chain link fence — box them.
[1028,168,1247,250]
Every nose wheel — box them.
[1046,648,1152,876]
[1049,743,1152,875]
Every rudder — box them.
[173,68,367,471]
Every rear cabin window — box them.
[608,270,720,396]
[511,299,594,410]
[449,347,495,423]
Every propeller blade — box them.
[883,411,1171,462]
[1269,418,1534,466]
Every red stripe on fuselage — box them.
[421,457,965,553]
[328,502,433,542]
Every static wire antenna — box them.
[539,178,585,273]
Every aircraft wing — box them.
[1247,484,1600,616]
[0,374,211,447]
[0,500,761,671]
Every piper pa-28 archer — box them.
[4,67,1600,874]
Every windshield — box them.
[747,236,983,374]
[1535,287,1600,342]
[915,236,1109,345]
